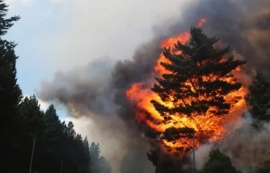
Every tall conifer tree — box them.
[0,1,21,172]
[201,149,240,173]
[246,72,270,122]
[151,27,245,148]
[0,0,21,127]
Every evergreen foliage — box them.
[2,97,92,173]
[200,149,240,173]
[89,142,112,173]
[16,96,46,172]
[0,1,21,126]
[0,1,22,171]
[0,1,101,172]
[246,72,270,122]
[151,27,245,145]
[18,95,45,137]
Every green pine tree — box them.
[0,1,21,128]
[89,142,101,168]
[151,27,245,150]
[246,72,270,122]
[83,137,90,161]
[0,1,21,172]
[67,121,76,139]
[200,149,240,173]
[15,96,46,172]
[82,137,91,173]
[18,95,46,137]
[43,105,65,173]
[89,142,111,173]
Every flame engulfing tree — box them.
[151,27,246,152]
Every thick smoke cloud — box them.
[37,50,160,172]
[39,58,116,116]
[195,113,270,172]
[220,116,270,172]
[38,58,155,172]
[170,0,270,73]
[37,0,270,172]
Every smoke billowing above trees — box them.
[37,0,270,172]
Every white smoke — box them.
[194,112,270,172]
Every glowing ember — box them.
[126,19,247,155]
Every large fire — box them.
[126,19,247,155]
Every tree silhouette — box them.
[246,72,270,123]
[200,149,240,173]
[0,1,21,172]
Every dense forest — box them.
[0,1,111,173]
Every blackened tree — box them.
[151,27,245,150]
[246,72,270,122]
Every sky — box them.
[3,2,194,170]
[4,0,193,134]
[5,0,192,92]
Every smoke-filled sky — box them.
[5,0,193,95]
[5,0,270,172]
[5,1,194,172]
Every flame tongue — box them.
[126,20,247,155]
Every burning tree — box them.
[126,26,247,155]
[151,27,246,152]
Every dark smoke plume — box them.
[174,0,270,73]
[37,0,270,172]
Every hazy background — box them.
[5,0,195,172]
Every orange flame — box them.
[126,19,247,155]
[196,17,207,27]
